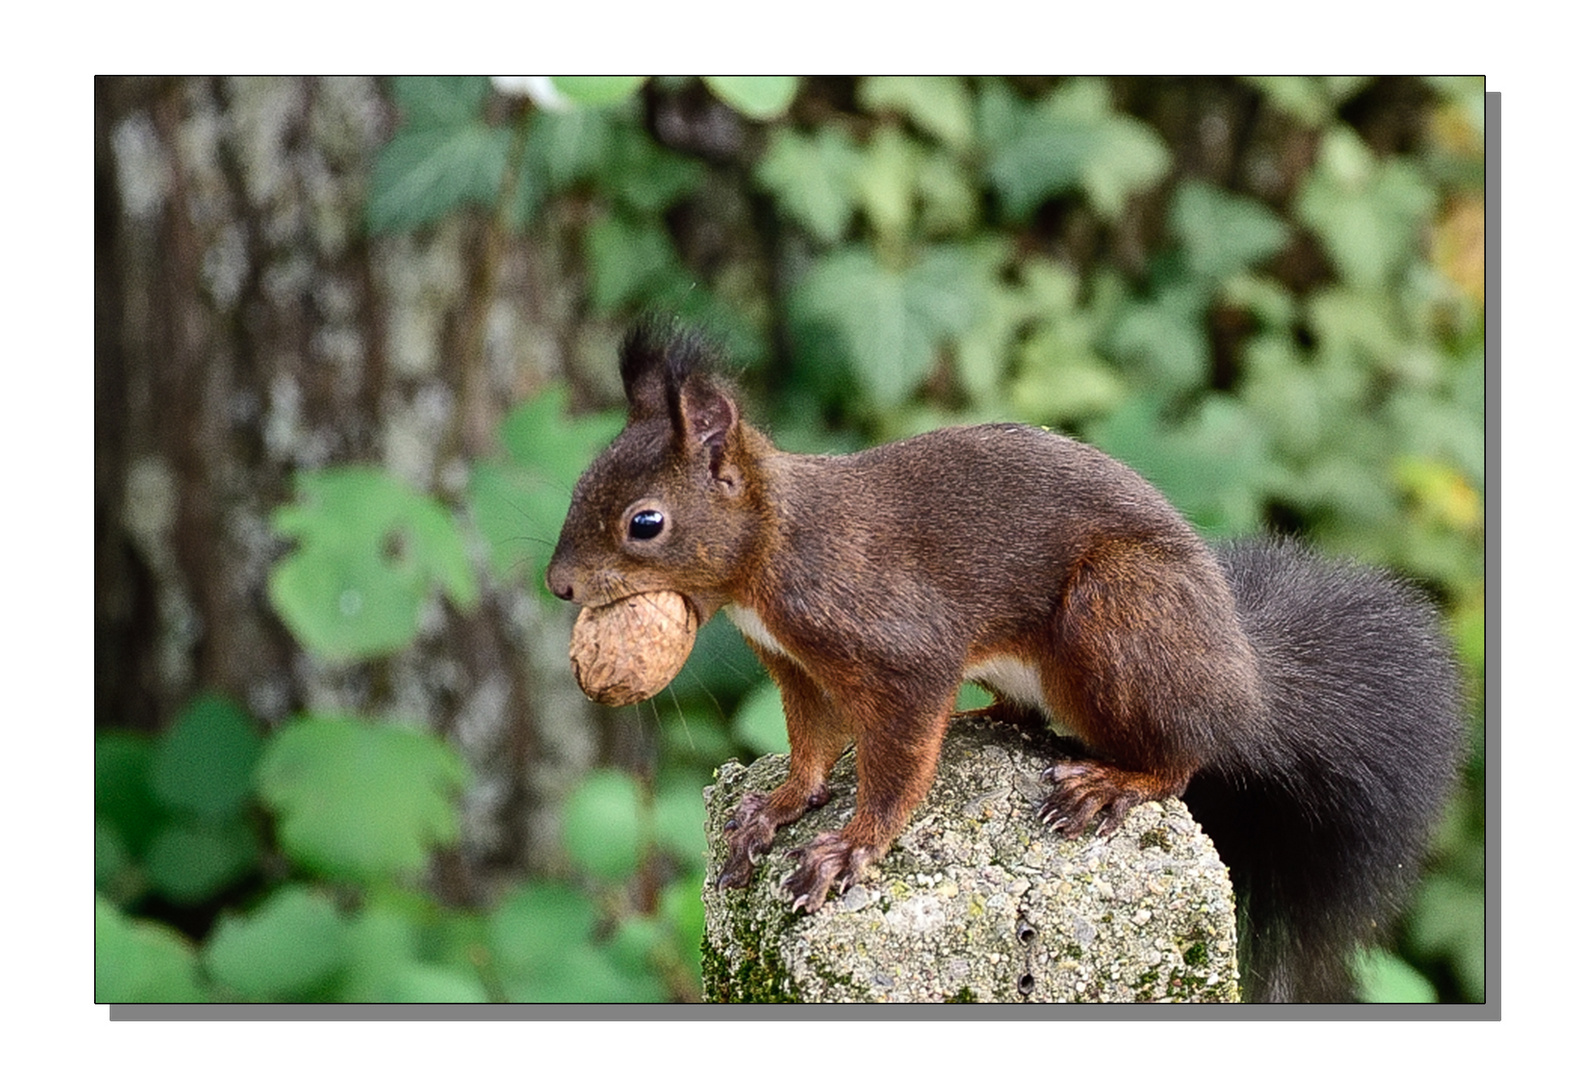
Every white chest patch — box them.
[726,605,791,659]
[962,655,1048,710]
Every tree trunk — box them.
[95,75,596,894]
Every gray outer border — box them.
[106,86,1499,1025]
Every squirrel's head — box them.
[546,321,766,617]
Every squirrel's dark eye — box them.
[628,509,665,541]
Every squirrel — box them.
[546,321,1465,1003]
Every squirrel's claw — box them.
[780,831,874,914]
[718,791,780,890]
[1037,759,1159,838]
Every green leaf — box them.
[390,76,491,128]
[488,881,645,1002]
[859,76,973,148]
[144,817,260,905]
[366,121,512,234]
[703,76,799,119]
[96,819,140,902]
[204,885,349,1001]
[488,881,598,975]
[340,903,491,1003]
[915,150,979,237]
[1295,127,1435,288]
[268,466,478,661]
[653,778,707,868]
[983,78,1168,221]
[1089,394,1272,537]
[1354,949,1438,1004]
[1169,181,1291,281]
[562,768,644,880]
[596,122,706,214]
[658,872,706,971]
[853,125,923,239]
[551,76,647,107]
[256,715,468,883]
[523,105,617,194]
[731,680,790,756]
[1104,292,1212,392]
[96,730,162,856]
[790,244,985,407]
[96,896,206,1003]
[1243,76,1373,126]
[149,694,263,818]
[584,213,680,313]
[755,127,864,244]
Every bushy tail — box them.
[1183,537,1464,1003]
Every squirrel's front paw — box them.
[779,832,876,914]
[717,792,777,889]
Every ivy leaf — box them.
[523,105,616,193]
[203,885,349,1001]
[852,125,923,239]
[790,244,986,407]
[1105,290,1212,392]
[859,76,973,149]
[983,78,1168,221]
[256,714,468,883]
[96,731,162,856]
[755,127,864,244]
[551,76,646,107]
[1170,181,1291,282]
[703,76,799,119]
[390,76,491,129]
[268,467,478,662]
[1243,76,1374,126]
[561,768,645,880]
[1089,394,1272,537]
[96,896,207,1003]
[366,122,511,235]
[340,902,491,1003]
[1295,127,1435,288]
[597,122,706,214]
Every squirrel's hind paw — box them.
[1036,760,1182,838]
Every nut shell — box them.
[569,591,699,706]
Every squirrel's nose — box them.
[545,562,575,602]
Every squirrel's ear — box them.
[678,379,738,451]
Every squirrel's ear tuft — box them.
[618,317,675,419]
[619,317,718,423]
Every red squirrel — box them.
[546,321,1465,1003]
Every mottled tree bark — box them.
[94,76,597,891]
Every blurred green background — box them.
[94,75,1486,1004]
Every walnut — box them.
[569,591,699,706]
